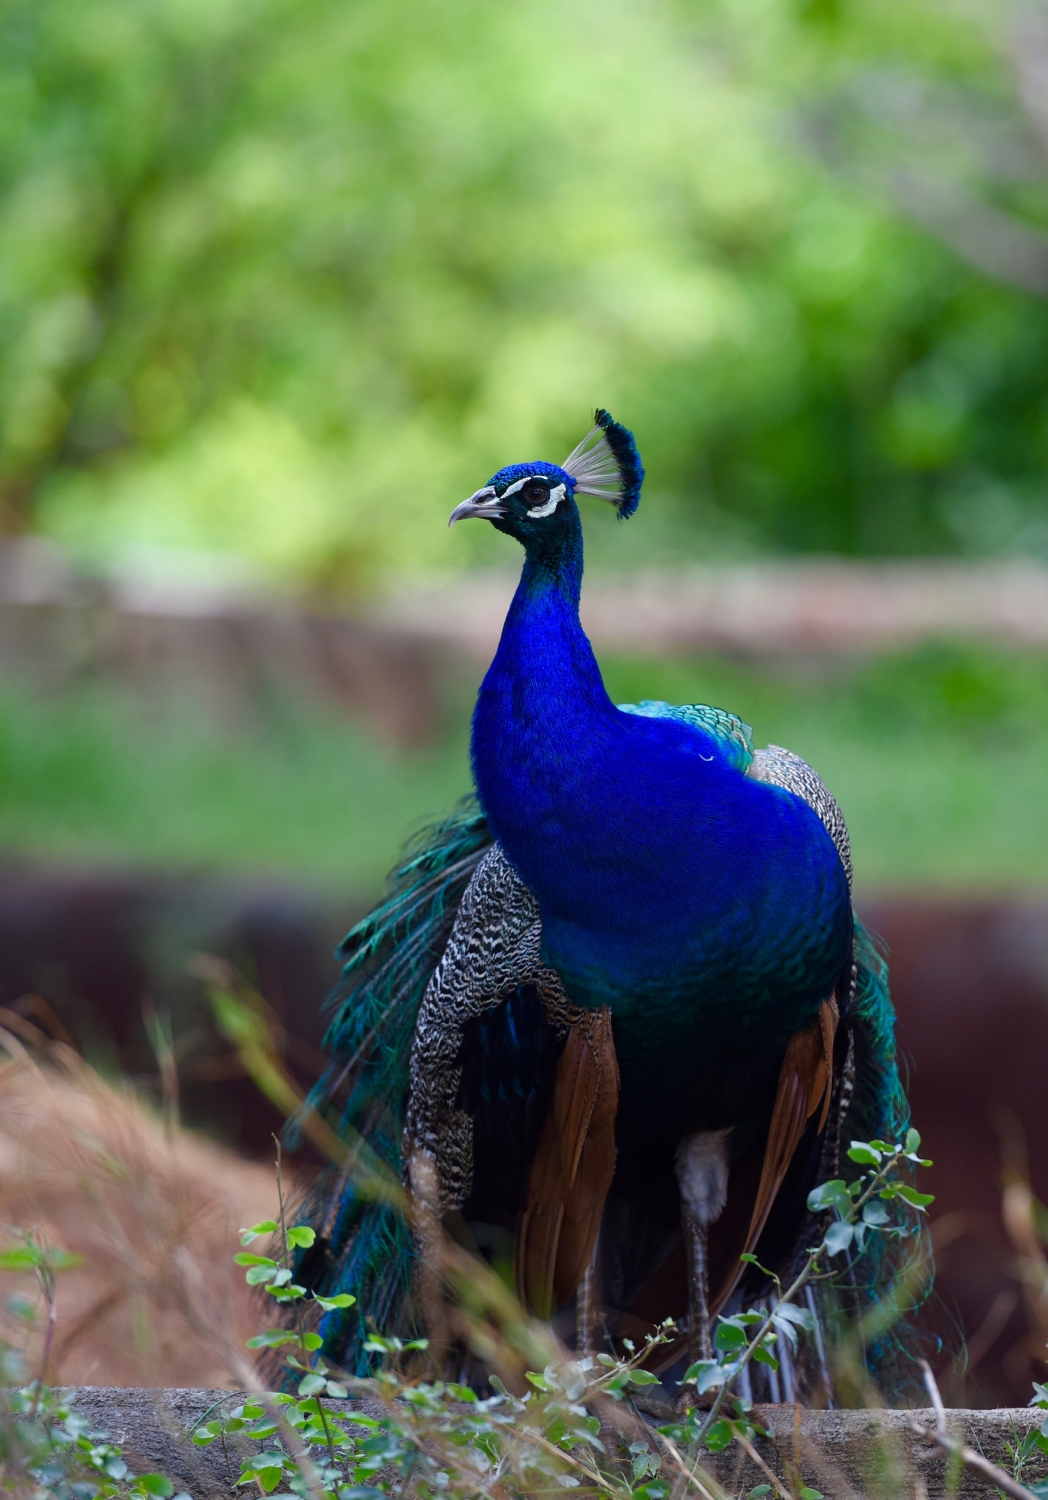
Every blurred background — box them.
[2,0,1048,1405]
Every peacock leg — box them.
[674,1129,731,1373]
[682,1207,713,1361]
[407,1149,450,1366]
[575,1235,601,1356]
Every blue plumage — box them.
[297,411,915,1395]
[469,504,850,1140]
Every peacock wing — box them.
[406,844,621,1319]
[516,1005,619,1319]
[709,993,839,1312]
[748,743,852,891]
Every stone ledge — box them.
[53,1388,1046,1499]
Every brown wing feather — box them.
[710,993,839,1314]
[516,1008,619,1319]
[517,993,835,1339]
[635,994,839,1373]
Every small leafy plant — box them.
[0,1234,185,1500]
[191,1133,934,1500]
[0,1132,938,1500]
[662,1130,934,1458]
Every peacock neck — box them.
[491,528,610,721]
[470,529,621,862]
[515,526,583,612]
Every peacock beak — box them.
[448,487,505,527]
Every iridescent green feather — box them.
[818,918,931,1397]
[289,797,492,1373]
[618,699,754,772]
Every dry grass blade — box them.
[910,1358,1040,1500]
[0,1042,289,1387]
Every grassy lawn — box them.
[2,642,1047,894]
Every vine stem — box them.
[29,1250,57,1421]
[652,1427,730,1500]
[730,1426,798,1500]
[272,1136,338,1470]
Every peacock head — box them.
[448,409,644,550]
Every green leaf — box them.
[629,1369,660,1386]
[134,1477,174,1497]
[245,1330,299,1349]
[49,1250,85,1271]
[312,1292,355,1311]
[714,1322,746,1351]
[773,1303,816,1333]
[894,1185,935,1210]
[298,1373,326,1396]
[234,1253,277,1268]
[751,1345,779,1370]
[904,1129,921,1154]
[862,1200,890,1227]
[807,1180,852,1217]
[242,1452,288,1473]
[747,1488,773,1498]
[799,1489,824,1500]
[242,1220,278,1236]
[0,1247,42,1271]
[286,1226,316,1249]
[703,1419,735,1453]
[633,1483,670,1500]
[738,1252,774,1277]
[847,1142,881,1166]
[824,1221,854,1256]
[245,1264,281,1285]
[301,1332,323,1351]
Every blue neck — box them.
[471,529,623,868]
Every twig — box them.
[730,1425,796,1500]
[909,1359,1039,1500]
[651,1426,729,1500]
[511,1426,620,1495]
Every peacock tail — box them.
[290,797,491,1373]
[821,918,932,1399]
[848,918,909,1150]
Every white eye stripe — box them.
[500,475,536,499]
[526,482,566,518]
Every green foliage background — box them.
[4,643,1048,890]
[3,0,1047,587]
[4,0,1048,889]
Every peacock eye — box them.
[524,481,548,504]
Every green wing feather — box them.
[289,796,492,1372]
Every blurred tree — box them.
[0,0,1045,587]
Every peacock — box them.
[296,411,912,1401]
